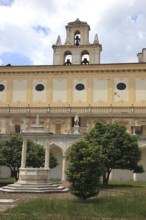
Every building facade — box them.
[0,19,146,181]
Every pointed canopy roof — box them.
[93,34,99,44]
[56,35,62,45]
[66,18,90,30]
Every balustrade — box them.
[0,106,146,115]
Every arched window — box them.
[74,31,81,46]
[81,50,89,64]
[64,51,72,65]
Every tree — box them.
[0,134,58,181]
[85,121,144,185]
[66,138,104,202]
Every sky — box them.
[0,0,146,66]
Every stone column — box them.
[21,137,27,168]
[44,142,50,169]
[61,154,66,181]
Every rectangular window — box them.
[15,124,21,133]
[55,124,61,134]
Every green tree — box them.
[86,121,144,185]
[66,138,104,202]
[0,134,58,181]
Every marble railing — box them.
[0,106,146,115]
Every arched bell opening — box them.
[81,50,89,64]
[74,31,81,46]
[64,51,72,65]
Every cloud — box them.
[33,25,50,36]
[94,0,146,63]
[0,0,146,65]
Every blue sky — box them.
[0,0,14,6]
[0,0,146,66]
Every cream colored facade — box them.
[0,19,146,181]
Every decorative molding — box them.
[51,119,65,124]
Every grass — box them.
[0,195,146,220]
[0,179,146,219]
[99,180,146,193]
[0,178,15,186]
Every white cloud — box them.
[0,0,146,65]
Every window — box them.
[117,83,126,90]
[132,126,143,135]
[15,124,21,133]
[0,84,5,91]
[75,83,85,91]
[55,124,61,134]
[35,84,44,91]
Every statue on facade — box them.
[73,114,80,134]
[74,114,79,126]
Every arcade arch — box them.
[50,143,63,179]
[49,141,72,181]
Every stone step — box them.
[4,183,61,189]
[0,183,69,193]
[0,187,68,193]
[1,187,65,191]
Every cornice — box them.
[0,63,146,75]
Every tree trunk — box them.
[13,171,18,181]
[10,167,19,181]
[102,169,112,186]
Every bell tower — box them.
[52,18,102,65]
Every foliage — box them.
[66,138,104,201]
[0,134,58,180]
[0,135,22,180]
[85,121,144,185]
